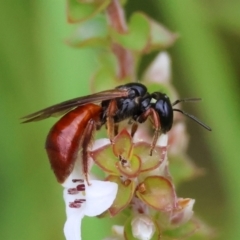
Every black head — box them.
[151,93,212,133]
[151,92,173,133]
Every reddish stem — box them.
[106,0,127,33]
[106,0,135,80]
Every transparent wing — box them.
[21,89,129,123]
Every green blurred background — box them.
[0,0,239,239]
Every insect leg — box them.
[81,119,96,186]
[149,109,161,156]
[136,108,161,156]
[106,100,118,142]
[130,122,138,138]
[114,123,119,136]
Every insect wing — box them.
[21,89,129,123]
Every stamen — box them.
[74,199,86,204]
[137,183,146,193]
[131,197,149,215]
[138,207,144,214]
[69,198,86,208]
[72,179,84,183]
[76,184,86,191]
[119,155,130,167]
[68,188,79,195]
[69,202,81,208]
[67,183,86,194]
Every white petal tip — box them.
[157,134,168,147]
[85,180,118,217]
[64,214,83,240]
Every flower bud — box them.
[131,214,156,240]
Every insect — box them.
[22,82,211,184]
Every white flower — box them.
[143,52,171,84]
[103,225,125,240]
[62,139,118,240]
[131,214,156,240]
[170,198,195,226]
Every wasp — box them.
[22,83,211,184]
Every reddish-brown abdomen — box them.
[45,104,102,183]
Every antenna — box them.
[173,108,212,131]
[172,98,202,106]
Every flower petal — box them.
[157,134,168,147]
[133,142,163,172]
[116,154,141,178]
[112,225,124,236]
[113,129,133,160]
[62,175,86,240]
[131,214,156,240]
[64,213,83,240]
[63,188,86,216]
[170,198,195,226]
[168,123,189,154]
[124,215,161,240]
[103,225,125,240]
[136,176,177,211]
[84,180,118,216]
[106,176,135,216]
[92,138,111,150]
[142,52,171,84]
[90,143,120,175]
